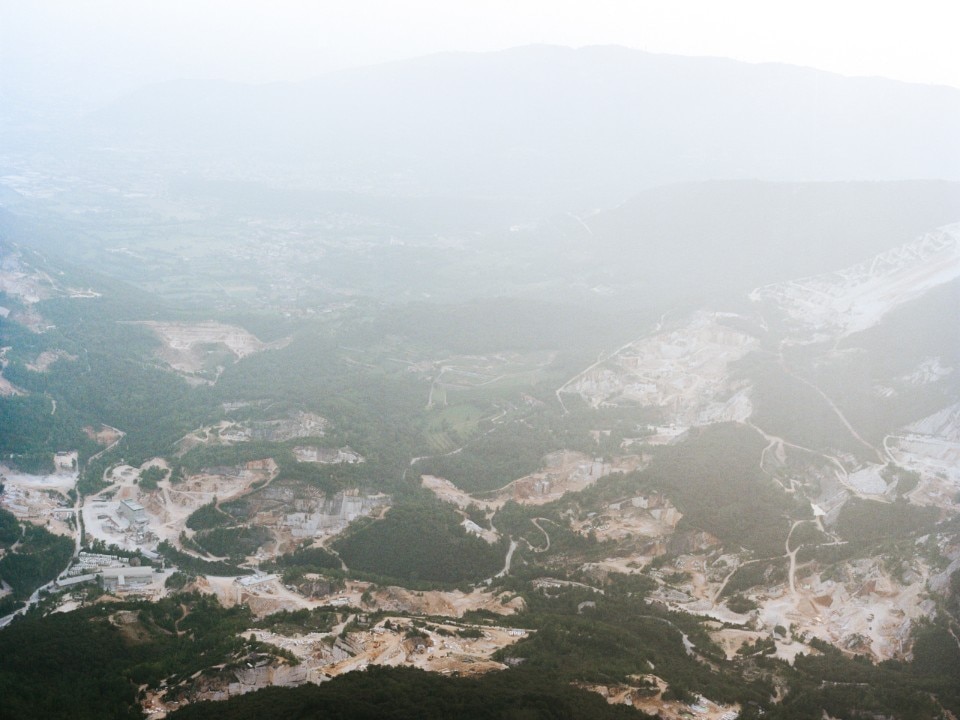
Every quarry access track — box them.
[777,357,885,464]
[786,520,805,597]
[488,539,518,582]
[526,518,553,553]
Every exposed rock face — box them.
[230,664,310,692]
[181,661,313,706]
[562,312,758,425]
[750,225,960,342]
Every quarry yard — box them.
[566,467,944,665]
[886,402,960,504]
[642,546,936,664]
[176,413,330,455]
[112,220,960,716]
[578,679,741,720]
[200,574,524,620]
[576,492,682,546]
[0,465,78,539]
[751,224,960,341]
[422,450,646,512]
[300,618,525,676]
[4,26,960,720]
[0,252,59,305]
[133,321,289,382]
[560,311,757,426]
[80,457,277,554]
[559,312,757,416]
[144,613,530,717]
[755,558,931,661]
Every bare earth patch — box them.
[133,321,289,382]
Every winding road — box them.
[526,518,553,553]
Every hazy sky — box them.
[3,0,959,108]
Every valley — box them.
[3,219,960,717]
[1,44,959,716]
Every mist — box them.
[1,4,960,719]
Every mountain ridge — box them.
[54,45,960,209]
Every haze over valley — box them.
[1,10,959,720]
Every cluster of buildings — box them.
[57,551,159,591]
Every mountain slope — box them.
[65,45,960,206]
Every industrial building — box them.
[100,565,155,590]
[118,499,147,525]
